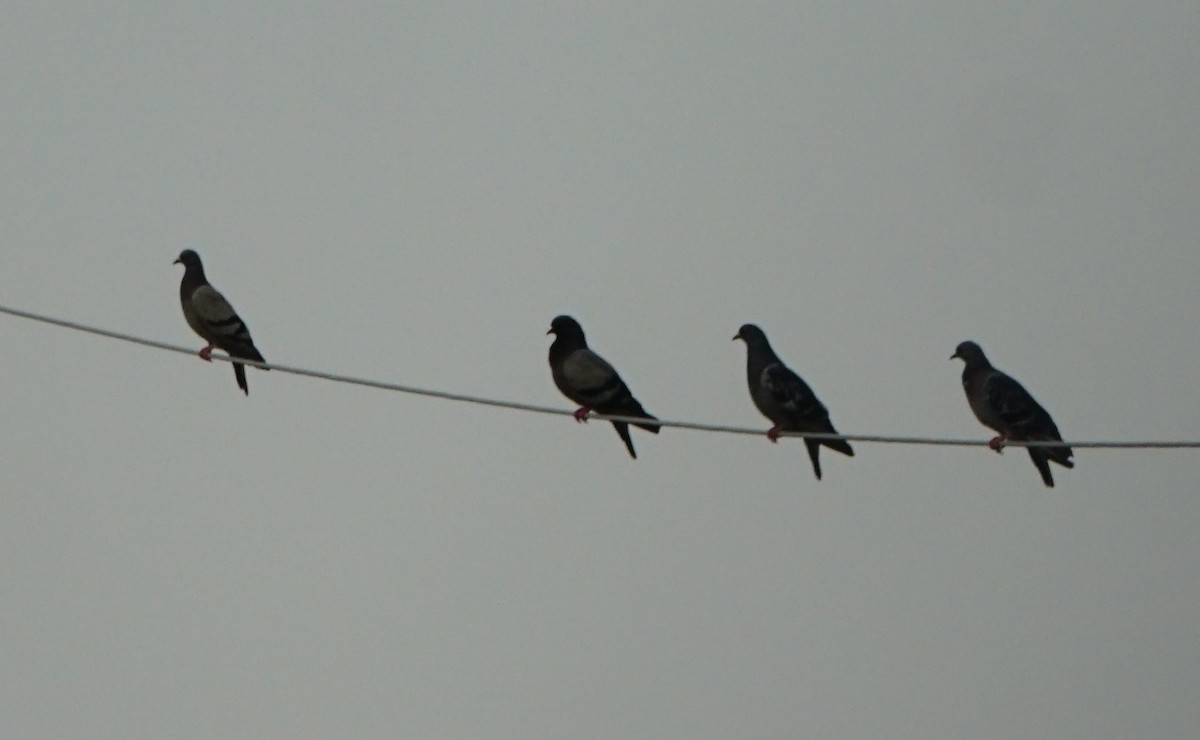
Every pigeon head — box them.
[950,340,988,364]
[732,323,767,344]
[547,315,585,340]
[174,249,203,269]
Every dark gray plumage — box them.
[547,315,660,459]
[174,249,267,395]
[733,324,853,480]
[951,340,1073,487]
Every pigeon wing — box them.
[189,285,263,361]
[984,371,1051,438]
[762,363,829,423]
[561,348,623,405]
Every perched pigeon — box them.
[174,249,267,395]
[733,324,854,480]
[950,340,1073,487]
[547,315,660,459]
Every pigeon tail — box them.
[624,401,661,434]
[803,439,823,480]
[227,344,267,371]
[823,437,854,457]
[234,362,249,395]
[600,399,660,434]
[634,418,661,434]
[1044,445,1074,469]
[243,345,268,371]
[813,419,853,457]
[613,422,637,459]
[1028,449,1055,487]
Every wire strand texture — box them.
[3,303,1197,450]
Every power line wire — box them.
[3,303,1197,450]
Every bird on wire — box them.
[547,315,660,459]
[951,340,1073,487]
[733,323,854,480]
[174,249,267,396]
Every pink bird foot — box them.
[573,406,591,423]
[198,344,215,361]
[767,426,782,443]
[988,435,1007,453]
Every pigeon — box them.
[547,315,661,459]
[950,340,1074,487]
[174,249,267,395]
[733,324,854,480]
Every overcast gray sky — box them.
[3,3,1199,738]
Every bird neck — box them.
[745,338,779,377]
[180,265,207,293]
[549,333,586,363]
[961,356,993,379]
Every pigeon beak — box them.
[949,351,960,360]
[732,332,742,341]
[173,257,181,265]
[546,328,554,336]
